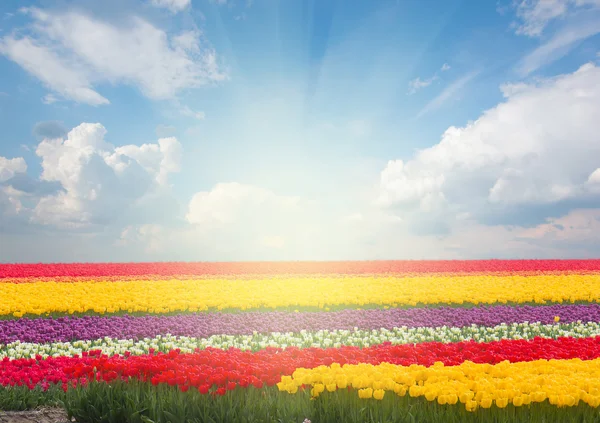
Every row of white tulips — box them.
[1,321,599,360]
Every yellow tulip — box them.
[373,389,385,400]
[465,400,478,412]
[459,391,474,403]
[447,393,458,405]
[425,391,438,402]
[495,398,509,408]
[480,397,493,409]
[358,388,373,399]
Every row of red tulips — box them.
[3,336,600,393]
[3,260,600,278]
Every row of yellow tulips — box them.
[1,274,599,316]
[277,358,600,411]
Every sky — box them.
[0,0,600,263]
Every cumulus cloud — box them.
[0,156,26,183]
[378,62,600,228]
[33,122,182,229]
[0,8,226,105]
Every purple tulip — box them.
[1,303,599,344]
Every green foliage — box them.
[2,381,600,423]
[0,386,63,411]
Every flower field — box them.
[2,260,600,423]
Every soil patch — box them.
[0,408,72,423]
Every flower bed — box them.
[1,260,600,422]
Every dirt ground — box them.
[0,408,73,423]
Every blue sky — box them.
[1,0,600,262]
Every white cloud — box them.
[0,36,109,105]
[113,137,182,185]
[415,70,479,118]
[151,0,191,13]
[33,122,181,228]
[587,168,600,192]
[408,63,453,95]
[185,182,325,258]
[509,1,600,75]
[589,168,600,183]
[378,62,600,224]
[513,0,571,36]
[179,104,206,120]
[407,76,438,94]
[512,0,600,37]
[0,156,27,183]
[117,224,163,252]
[0,186,26,219]
[517,15,600,76]
[0,157,28,222]
[186,182,300,226]
[500,82,531,97]
[518,208,600,244]
[42,93,59,104]
[0,8,226,105]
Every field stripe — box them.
[278,358,600,409]
[5,322,600,359]
[2,303,600,344]
[4,269,600,284]
[1,274,599,316]
[3,259,600,278]
[4,336,600,390]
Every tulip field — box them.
[3,261,600,422]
